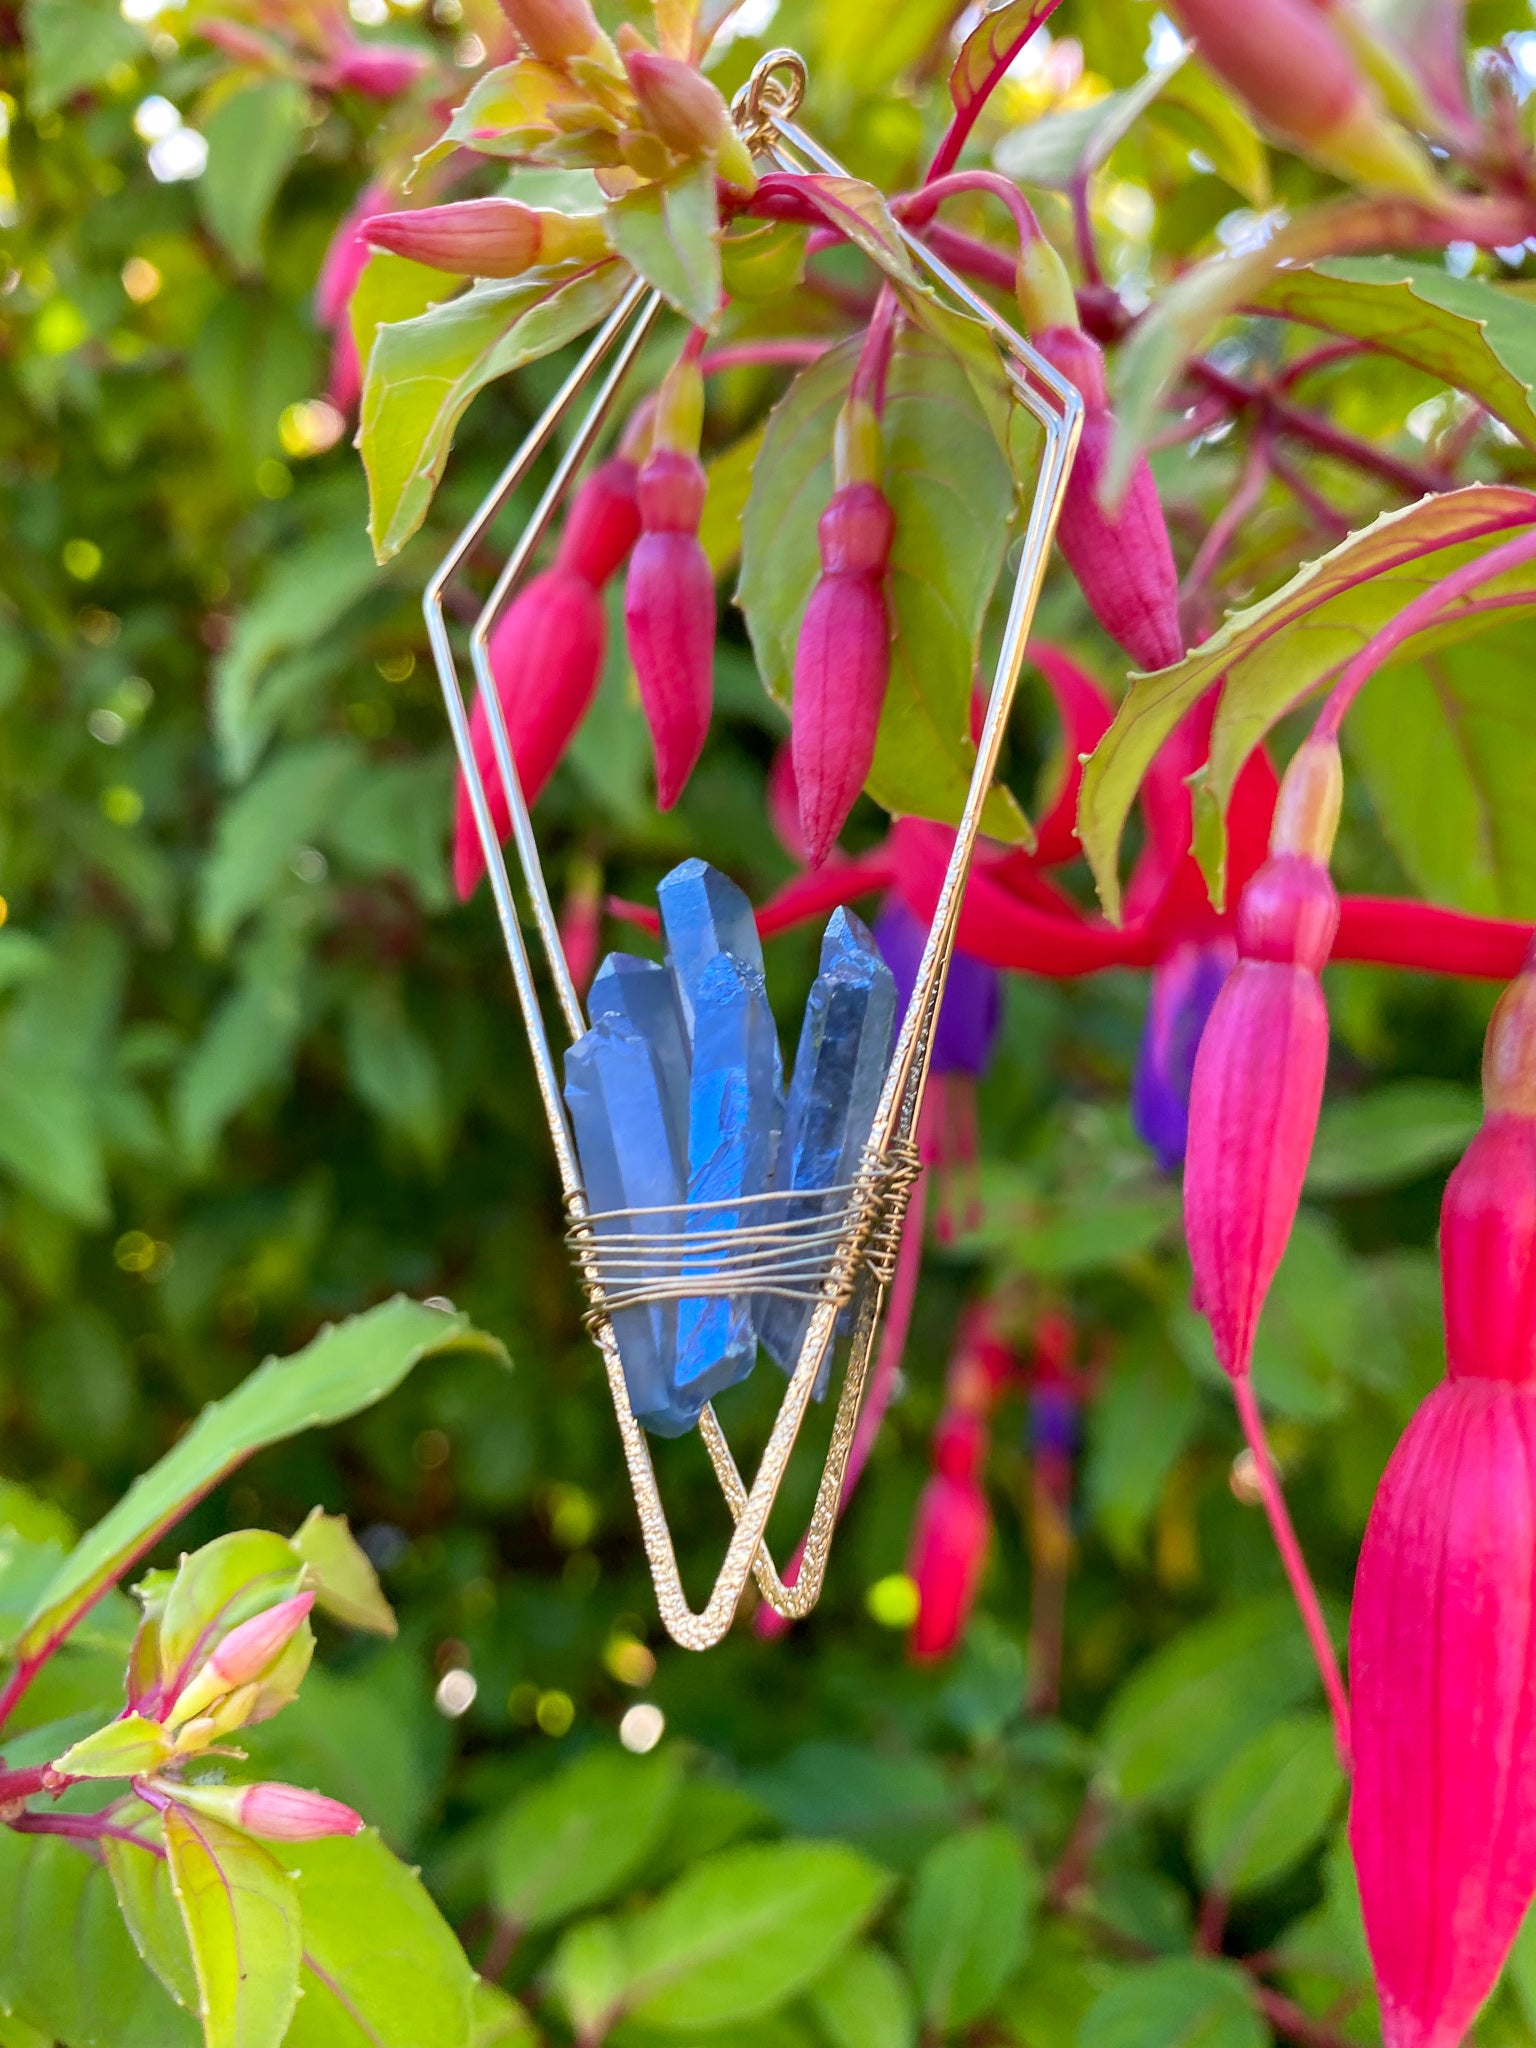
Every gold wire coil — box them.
[426,47,1082,1649]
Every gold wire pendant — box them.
[427,51,1081,1650]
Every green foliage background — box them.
[7,0,1536,2043]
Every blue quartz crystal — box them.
[759,907,897,1382]
[564,1014,700,1438]
[657,858,764,1039]
[675,950,783,1399]
[587,953,690,1168]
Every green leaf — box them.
[900,1824,1035,2030]
[199,738,361,951]
[1306,1082,1481,1196]
[995,56,1188,188]
[197,81,309,273]
[291,1507,397,1636]
[282,1830,478,2048]
[1253,259,1536,447]
[343,980,448,1164]
[323,753,454,911]
[819,0,957,94]
[361,265,628,561]
[1191,1714,1344,1896]
[621,1840,893,2031]
[700,428,765,578]
[1080,1958,1265,2048]
[550,1918,628,2040]
[23,0,143,114]
[1347,624,1536,918]
[157,1528,304,1687]
[1077,485,1536,915]
[1098,1594,1333,1803]
[1144,59,1270,209]
[606,164,721,326]
[163,1805,300,2048]
[212,534,381,783]
[1084,1340,1199,1563]
[12,1296,504,1669]
[172,967,307,1174]
[0,1059,107,1224]
[470,1980,539,2047]
[807,1944,915,2048]
[105,1813,200,2012]
[0,1827,199,2048]
[241,1662,430,1852]
[489,1745,682,1932]
[54,1711,174,1779]
[738,330,1027,840]
[349,250,448,390]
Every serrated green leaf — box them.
[621,1840,893,2031]
[361,265,628,560]
[738,330,1028,841]
[1098,1594,1334,1803]
[490,1746,681,1931]
[995,57,1187,188]
[349,249,447,391]
[172,967,307,1174]
[1192,1714,1344,1895]
[1084,1340,1199,1563]
[606,164,721,326]
[1077,485,1536,915]
[807,1943,915,2048]
[1254,259,1536,446]
[901,1825,1035,2030]
[163,1805,300,2048]
[12,1297,504,1670]
[197,81,309,273]
[0,1827,198,2048]
[282,1830,478,2048]
[1080,1958,1265,2048]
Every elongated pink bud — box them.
[454,568,606,899]
[555,456,641,586]
[1350,947,1536,2048]
[325,40,431,99]
[1035,327,1182,673]
[500,0,603,63]
[792,482,894,868]
[1169,0,1435,193]
[625,446,714,811]
[908,1413,990,1663]
[1184,738,1342,1378]
[364,199,609,279]
[168,1592,314,1724]
[621,45,757,189]
[172,1779,365,1840]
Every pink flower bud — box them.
[625,449,715,811]
[791,484,894,868]
[1350,949,1536,2048]
[622,47,730,156]
[454,568,607,899]
[1035,328,1182,673]
[167,1592,314,1725]
[325,40,431,99]
[365,199,544,277]
[555,457,641,586]
[1183,740,1341,1379]
[499,0,603,63]
[172,1778,364,1840]
[907,1413,990,1663]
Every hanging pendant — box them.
[426,50,1083,1649]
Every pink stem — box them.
[755,1168,930,1639]
[851,287,900,412]
[1314,523,1536,740]
[9,1810,164,1854]
[926,0,1066,181]
[698,340,832,376]
[893,170,1043,252]
[1231,1374,1351,1770]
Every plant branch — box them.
[926,0,1067,180]
[8,1810,163,1854]
[1180,432,1273,643]
[893,170,1043,253]
[1187,359,1448,499]
[1231,1375,1351,1771]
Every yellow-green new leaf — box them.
[163,1806,300,2048]
[291,1508,397,1636]
[55,1713,173,1780]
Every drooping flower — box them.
[1350,943,1536,2048]
[908,1410,991,1663]
[625,357,715,810]
[792,398,894,867]
[1133,935,1237,1172]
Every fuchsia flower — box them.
[1351,946,1536,2048]
[455,457,640,899]
[625,359,715,810]
[908,1410,992,1662]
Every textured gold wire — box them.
[426,51,1082,1649]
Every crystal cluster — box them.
[564,861,896,1435]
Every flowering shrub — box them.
[12,0,1536,2045]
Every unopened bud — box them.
[555,456,641,585]
[170,1780,365,1841]
[500,0,604,64]
[363,199,608,279]
[907,1413,990,1663]
[326,40,431,99]
[1016,237,1078,337]
[1270,735,1343,863]
[622,46,756,189]
[168,1592,314,1726]
[626,447,716,809]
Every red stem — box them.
[893,170,1043,252]
[9,1810,164,1854]
[1231,1375,1351,1771]
[1335,896,1533,978]
[0,1764,53,1809]
[1314,523,1536,740]
[851,287,900,412]
[1188,359,1448,500]
[698,339,832,376]
[926,0,1066,181]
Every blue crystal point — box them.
[675,950,783,1399]
[656,858,763,1039]
[759,906,897,1381]
[564,1015,700,1438]
[588,953,690,1167]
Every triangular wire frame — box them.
[426,48,1083,1650]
